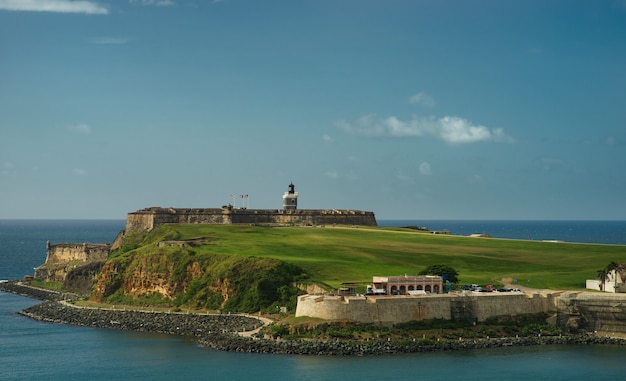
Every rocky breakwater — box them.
[0,281,77,301]
[202,331,626,356]
[10,282,626,356]
[14,298,626,356]
[20,301,263,338]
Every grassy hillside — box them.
[128,224,626,291]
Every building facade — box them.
[371,275,443,295]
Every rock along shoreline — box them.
[4,281,626,356]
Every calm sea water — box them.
[379,220,626,245]
[2,219,626,381]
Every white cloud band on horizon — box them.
[129,0,175,6]
[0,0,108,14]
[336,114,511,144]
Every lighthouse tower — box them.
[282,182,298,210]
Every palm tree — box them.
[597,268,610,291]
[597,262,622,292]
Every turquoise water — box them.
[2,220,626,380]
[2,290,626,381]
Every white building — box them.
[586,269,626,293]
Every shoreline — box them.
[4,281,626,356]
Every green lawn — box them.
[149,224,626,290]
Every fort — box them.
[26,184,626,336]
[33,241,110,286]
[124,206,377,233]
[124,183,377,233]
[296,290,559,326]
[34,183,377,285]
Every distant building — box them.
[370,275,443,295]
[587,267,626,293]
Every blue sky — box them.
[1,0,625,220]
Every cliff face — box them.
[91,251,205,302]
[90,245,305,313]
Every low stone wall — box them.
[296,291,559,325]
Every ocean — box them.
[2,219,626,380]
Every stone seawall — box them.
[557,291,626,334]
[6,282,626,356]
[17,300,626,356]
[125,207,377,232]
[296,291,559,325]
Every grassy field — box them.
[144,224,626,291]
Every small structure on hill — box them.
[586,264,626,293]
[369,275,443,295]
[282,182,298,210]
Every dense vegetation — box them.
[269,313,561,341]
[98,224,626,312]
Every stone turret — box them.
[282,182,298,210]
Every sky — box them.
[1,0,625,220]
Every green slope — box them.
[126,224,626,291]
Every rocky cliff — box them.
[90,240,305,313]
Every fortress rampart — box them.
[33,242,111,284]
[296,291,559,326]
[125,207,377,233]
[44,242,110,264]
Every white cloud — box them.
[605,136,616,146]
[2,161,17,175]
[418,162,432,176]
[395,168,413,183]
[74,168,87,176]
[324,170,339,179]
[540,157,563,171]
[469,174,483,183]
[129,0,175,6]
[336,114,512,144]
[409,92,436,107]
[67,123,92,134]
[0,0,108,14]
[322,134,333,143]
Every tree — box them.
[418,264,459,284]
[597,268,609,291]
[598,262,623,291]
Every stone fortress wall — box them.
[296,291,559,326]
[34,242,110,284]
[43,241,110,264]
[124,206,378,233]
